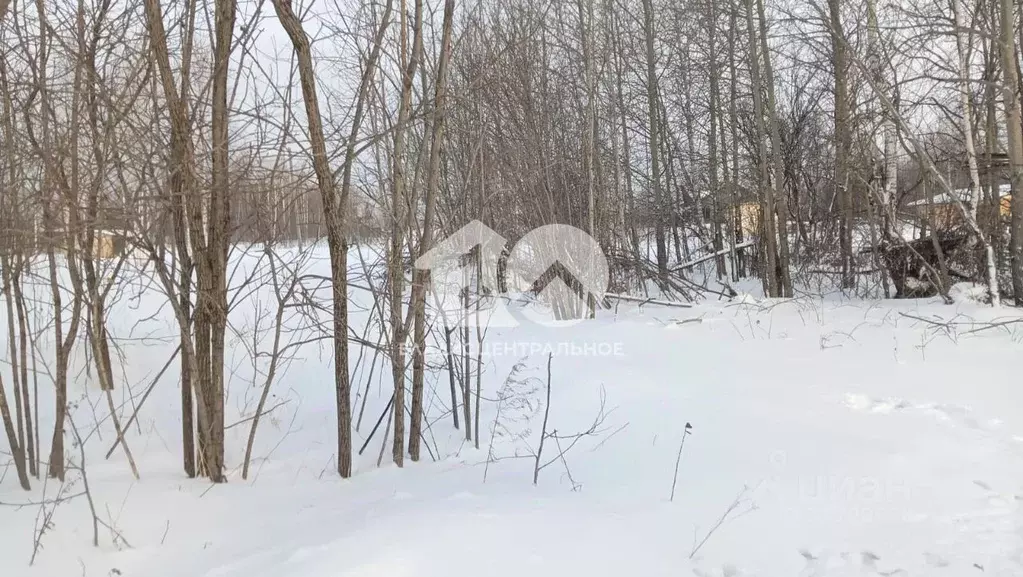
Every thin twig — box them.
[533,353,553,485]
[670,422,692,502]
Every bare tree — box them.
[409,0,456,462]
[998,0,1023,303]
[745,0,780,296]
[389,0,425,468]
[827,0,854,289]
[950,0,1000,305]
[271,0,394,477]
[757,0,793,296]
[0,372,29,489]
[143,0,223,481]
[641,0,668,285]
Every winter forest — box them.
[3,0,1023,574]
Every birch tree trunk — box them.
[998,0,1023,303]
[707,0,725,279]
[744,0,780,296]
[951,0,1000,305]
[866,0,897,241]
[983,0,1002,272]
[757,0,792,296]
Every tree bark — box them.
[143,0,217,480]
[998,0,1023,303]
[389,0,424,467]
[744,0,780,296]
[272,0,392,475]
[410,0,456,462]
[0,372,29,489]
[641,0,668,285]
[828,0,855,289]
[951,0,1000,305]
[757,0,792,296]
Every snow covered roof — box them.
[907,183,1011,207]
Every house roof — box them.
[907,183,1011,207]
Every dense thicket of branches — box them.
[2,0,1023,494]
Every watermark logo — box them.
[404,340,625,361]
[415,220,609,327]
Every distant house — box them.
[49,228,127,259]
[736,202,761,238]
[91,230,127,259]
[907,184,1011,230]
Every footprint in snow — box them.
[798,549,906,577]
[448,491,477,501]
[923,552,951,568]
[690,563,743,577]
[843,393,910,414]
[921,404,982,429]
[844,393,994,435]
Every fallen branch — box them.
[225,399,291,431]
[672,241,756,272]
[105,346,180,459]
[962,319,1023,335]
[603,293,694,309]
[358,394,394,455]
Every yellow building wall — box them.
[737,203,760,237]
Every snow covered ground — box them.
[4,246,1023,576]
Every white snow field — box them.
[3,245,1023,577]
